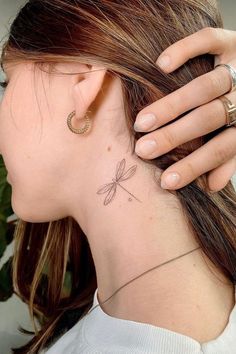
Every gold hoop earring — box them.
[67,110,92,134]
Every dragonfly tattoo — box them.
[97,158,142,206]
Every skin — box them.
[0,52,235,344]
[0,27,236,342]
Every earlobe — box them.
[72,66,107,120]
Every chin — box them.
[11,197,67,224]
[11,205,40,223]
[11,197,46,223]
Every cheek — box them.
[9,153,70,223]
[0,66,74,222]
[0,103,69,222]
[7,137,71,222]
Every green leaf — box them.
[0,257,13,301]
[0,155,14,301]
[0,156,12,218]
[5,222,15,246]
[0,213,7,223]
[0,223,7,258]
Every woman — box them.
[0,0,235,353]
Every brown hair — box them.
[1,0,235,353]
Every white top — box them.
[44,285,236,353]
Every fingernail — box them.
[156,55,171,69]
[134,113,156,131]
[135,140,157,155]
[161,172,180,189]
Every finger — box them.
[207,156,236,192]
[134,65,232,132]
[135,94,231,159]
[156,27,236,73]
[159,127,236,190]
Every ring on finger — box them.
[218,95,236,128]
[215,63,236,93]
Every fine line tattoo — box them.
[96,158,142,206]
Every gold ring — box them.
[218,95,236,128]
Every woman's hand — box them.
[134,27,236,192]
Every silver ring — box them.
[215,63,236,93]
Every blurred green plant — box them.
[0,154,15,301]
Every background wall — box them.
[0,0,236,353]
[218,0,236,29]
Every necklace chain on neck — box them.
[83,246,201,317]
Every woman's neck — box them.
[72,146,234,343]
[71,149,206,297]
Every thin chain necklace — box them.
[84,246,201,317]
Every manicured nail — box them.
[161,172,180,189]
[156,55,171,69]
[134,113,156,131]
[135,140,157,155]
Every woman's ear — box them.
[72,65,107,120]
